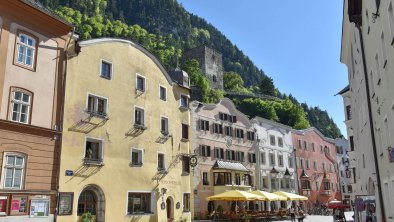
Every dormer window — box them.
[180,95,189,108]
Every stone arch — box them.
[78,184,105,222]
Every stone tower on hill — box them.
[183,45,224,90]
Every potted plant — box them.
[241,213,252,222]
[81,212,94,222]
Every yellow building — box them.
[58,38,192,222]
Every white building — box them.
[335,137,355,210]
[341,0,394,220]
[252,117,295,211]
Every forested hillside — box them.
[37,0,342,138]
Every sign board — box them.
[58,193,73,215]
[65,170,74,176]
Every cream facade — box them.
[341,0,394,220]
[190,98,256,219]
[252,117,295,211]
[58,38,191,222]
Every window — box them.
[248,153,256,163]
[349,136,354,151]
[203,172,209,185]
[329,164,333,173]
[288,156,293,168]
[2,153,25,189]
[323,182,331,190]
[182,124,189,140]
[278,155,284,167]
[312,143,315,152]
[131,149,143,166]
[269,153,275,166]
[270,135,276,146]
[182,156,190,174]
[301,180,311,189]
[134,107,145,126]
[235,173,241,185]
[219,112,229,121]
[303,141,307,150]
[16,33,36,68]
[347,185,353,193]
[235,128,244,138]
[261,152,266,165]
[313,161,317,170]
[77,190,96,216]
[320,145,323,153]
[214,147,225,159]
[247,131,255,140]
[226,150,235,161]
[225,126,233,137]
[100,60,112,79]
[236,151,245,162]
[159,86,166,101]
[300,158,304,169]
[180,95,189,108]
[161,117,169,135]
[229,115,237,123]
[84,139,103,165]
[87,94,107,117]
[214,123,223,134]
[213,172,231,185]
[278,138,283,147]
[200,120,210,131]
[199,145,211,157]
[183,194,190,212]
[322,162,326,171]
[10,91,31,124]
[136,75,146,92]
[158,153,165,171]
[127,192,151,214]
[346,105,352,120]
[298,139,302,149]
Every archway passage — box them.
[78,185,105,222]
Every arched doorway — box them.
[207,201,215,213]
[166,197,173,221]
[78,185,105,222]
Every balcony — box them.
[83,158,104,166]
[320,190,331,196]
[214,184,251,194]
[301,190,311,196]
[86,110,108,119]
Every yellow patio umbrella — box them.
[251,190,287,201]
[272,191,308,201]
[206,190,265,201]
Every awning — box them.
[212,160,249,172]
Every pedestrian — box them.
[289,206,296,222]
[297,209,305,222]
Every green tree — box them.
[223,71,244,91]
[260,76,276,96]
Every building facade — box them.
[252,117,296,211]
[292,128,341,212]
[341,0,394,220]
[190,98,255,219]
[335,137,355,210]
[0,0,72,221]
[57,38,192,222]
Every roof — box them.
[20,0,73,27]
[213,160,249,172]
[336,85,350,95]
[292,127,336,143]
[252,116,292,131]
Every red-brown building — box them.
[292,128,341,211]
[0,0,72,221]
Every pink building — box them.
[292,128,341,211]
[190,98,256,219]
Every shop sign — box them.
[65,170,74,176]
[388,147,394,162]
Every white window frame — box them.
[136,73,146,92]
[269,135,276,146]
[160,116,169,135]
[159,85,167,101]
[99,59,113,80]
[1,152,26,189]
[86,93,108,117]
[278,154,284,167]
[16,33,36,68]
[10,90,31,124]
[157,152,166,171]
[182,192,191,213]
[84,137,104,165]
[278,137,283,147]
[126,191,154,215]
[180,93,189,108]
[134,106,145,127]
[130,148,143,167]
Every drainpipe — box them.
[54,27,75,222]
[354,23,386,221]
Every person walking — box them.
[289,206,296,222]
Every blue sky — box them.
[178,0,349,137]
